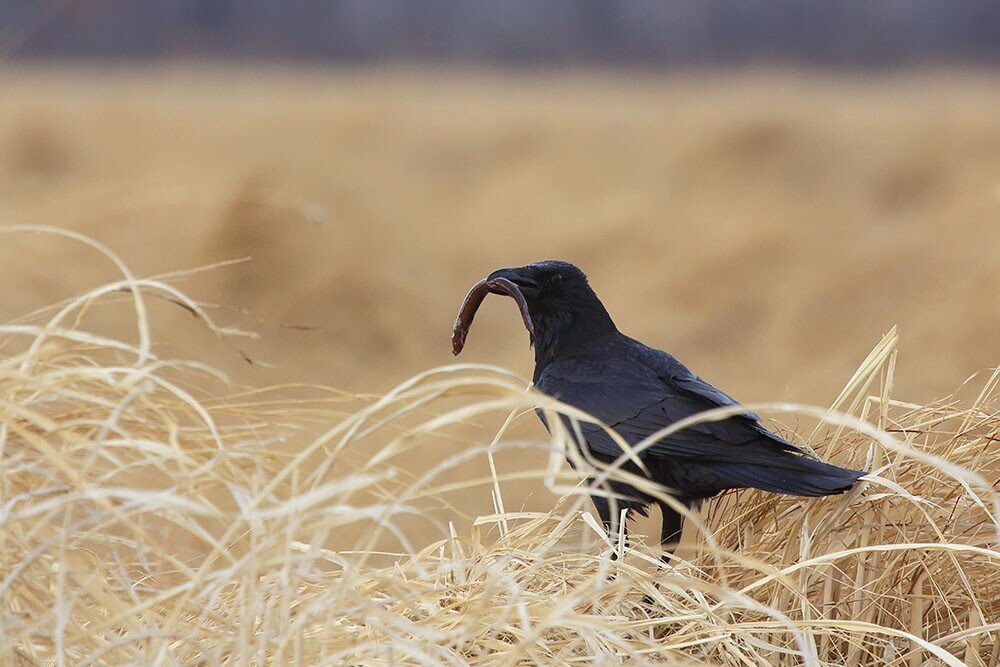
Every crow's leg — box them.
[658,503,684,563]
[591,494,628,559]
[641,502,686,608]
[639,501,687,608]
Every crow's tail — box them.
[713,456,865,497]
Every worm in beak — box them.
[452,276,535,355]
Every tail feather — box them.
[713,456,865,497]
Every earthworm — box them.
[452,277,535,355]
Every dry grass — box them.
[1,229,997,665]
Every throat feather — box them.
[532,310,573,366]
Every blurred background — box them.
[3,1,999,399]
[1,1,999,541]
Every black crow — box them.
[453,260,865,558]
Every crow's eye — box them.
[550,273,563,286]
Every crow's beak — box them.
[486,267,541,298]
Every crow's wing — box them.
[535,344,804,465]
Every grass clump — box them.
[1,231,997,665]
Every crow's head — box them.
[452,260,617,360]
[485,260,591,306]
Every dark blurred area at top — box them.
[3,0,1000,66]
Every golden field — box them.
[0,67,998,664]
[1,67,998,401]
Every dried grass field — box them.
[0,67,998,664]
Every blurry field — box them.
[0,67,999,664]
[1,67,998,402]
